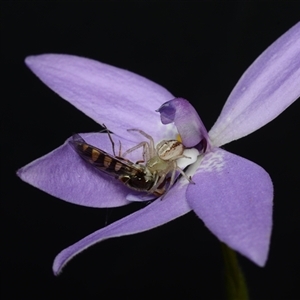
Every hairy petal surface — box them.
[186,148,273,266]
[209,22,300,147]
[17,133,148,208]
[157,98,209,148]
[25,54,176,142]
[53,180,191,275]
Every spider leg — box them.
[122,141,150,162]
[176,166,195,184]
[127,129,155,158]
[169,154,191,162]
[148,172,167,194]
[159,163,177,198]
[168,162,177,188]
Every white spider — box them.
[122,129,194,196]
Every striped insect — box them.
[69,133,166,196]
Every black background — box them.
[2,2,300,299]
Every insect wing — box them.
[69,134,140,178]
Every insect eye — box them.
[128,175,152,190]
[119,176,130,184]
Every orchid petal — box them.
[157,98,209,148]
[186,148,273,266]
[209,22,300,147]
[17,132,149,208]
[53,180,191,275]
[25,54,176,142]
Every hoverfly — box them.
[69,133,166,196]
[70,126,194,198]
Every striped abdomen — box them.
[69,134,139,177]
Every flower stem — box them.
[221,243,249,300]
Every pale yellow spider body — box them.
[123,129,194,196]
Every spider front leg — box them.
[122,141,151,163]
[127,129,156,158]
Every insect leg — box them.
[118,140,122,157]
[101,124,117,157]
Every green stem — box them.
[221,243,249,300]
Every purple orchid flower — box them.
[18,22,300,275]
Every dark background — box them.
[2,2,299,299]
